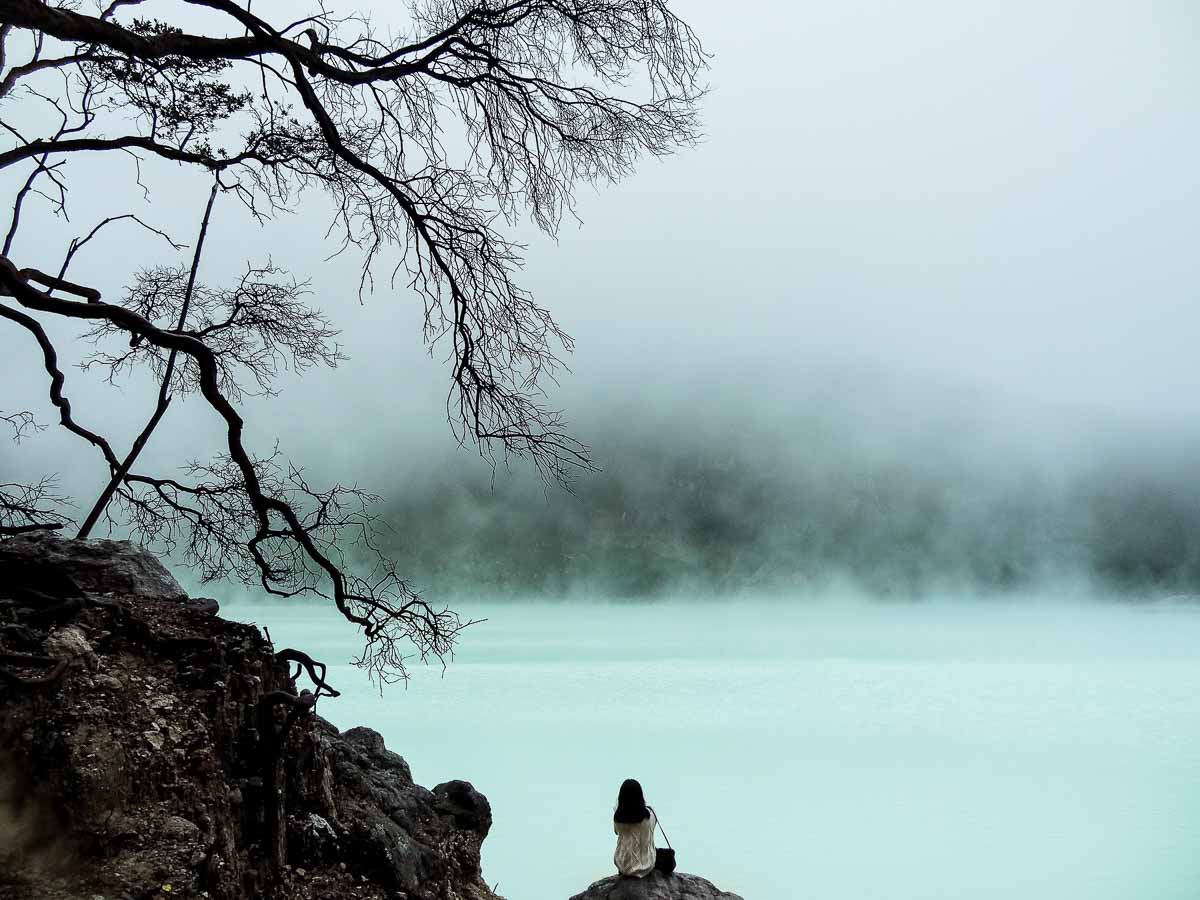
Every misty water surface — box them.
[229,595,1200,900]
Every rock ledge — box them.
[570,871,744,900]
[0,530,188,601]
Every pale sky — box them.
[3,0,1199,491]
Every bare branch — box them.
[56,214,186,288]
[1,410,40,443]
[0,474,72,536]
[0,0,705,679]
[77,180,219,539]
[0,299,118,468]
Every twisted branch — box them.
[0,0,705,678]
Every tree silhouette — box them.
[0,0,706,683]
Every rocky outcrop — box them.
[0,530,188,601]
[570,872,744,900]
[0,535,499,900]
[290,721,496,900]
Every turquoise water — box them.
[227,598,1200,899]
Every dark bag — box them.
[651,808,676,874]
[655,848,676,874]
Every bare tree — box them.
[0,0,706,685]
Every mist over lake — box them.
[372,383,1200,600]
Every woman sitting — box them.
[613,778,657,878]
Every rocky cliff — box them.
[0,532,498,900]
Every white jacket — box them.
[613,809,657,877]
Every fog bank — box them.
[371,375,1200,599]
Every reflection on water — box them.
[226,597,1200,900]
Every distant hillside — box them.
[377,407,1200,598]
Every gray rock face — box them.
[295,720,495,899]
[570,872,745,900]
[0,531,187,600]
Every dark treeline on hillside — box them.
[377,399,1200,599]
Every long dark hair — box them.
[613,778,651,823]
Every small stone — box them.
[162,815,201,842]
[44,626,99,671]
[144,731,164,751]
[192,597,220,616]
[94,673,124,691]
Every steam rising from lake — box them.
[374,374,1200,600]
